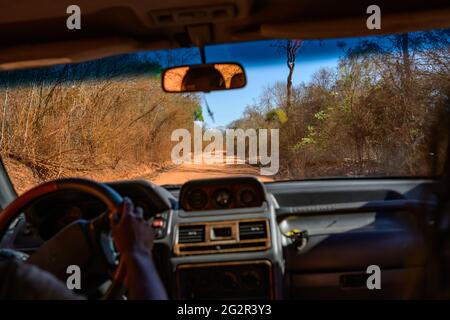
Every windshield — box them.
[1,29,449,194]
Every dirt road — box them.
[146,152,273,185]
[8,152,273,194]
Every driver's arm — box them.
[0,259,84,300]
[110,198,168,300]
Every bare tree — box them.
[273,40,303,114]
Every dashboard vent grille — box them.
[239,221,267,240]
[175,220,270,256]
[178,225,205,244]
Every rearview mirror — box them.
[162,63,246,93]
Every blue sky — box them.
[149,37,371,127]
[202,57,338,127]
[200,39,350,128]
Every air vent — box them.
[178,225,205,244]
[239,221,267,240]
[175,220,270,256]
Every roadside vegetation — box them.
[230,30,450,179]
[1,30,449,193]
[0,55,201,193]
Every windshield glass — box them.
[1,29,449,194]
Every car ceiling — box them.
[1,0,450,70]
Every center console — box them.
[168,177,282,300]
[176,260,273,299]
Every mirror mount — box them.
[164,27,245,93]
[199,46,206,64]
[187,24,211,64]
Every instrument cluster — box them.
[179,177,266,211]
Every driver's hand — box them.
[109,197,153,257]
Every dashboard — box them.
[0,176,441,299]
[180,177,265,211]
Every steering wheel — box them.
[0,178,127,299]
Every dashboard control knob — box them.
[286,229,309,251]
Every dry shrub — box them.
[0,75,199,192]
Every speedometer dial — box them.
[188,189,209,210]
[239,189,257,206]
[213,189,233,208]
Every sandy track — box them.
[146,152,273,185]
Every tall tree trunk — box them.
[286,64,294,114]
[400,33,411,86]
[275,39,302,116]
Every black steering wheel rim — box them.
[0,178,126,299]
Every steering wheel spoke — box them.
[27,220,93,281]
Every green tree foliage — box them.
[232,30,450,179]
[193,105,204,122]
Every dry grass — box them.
[0,75,199,194]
